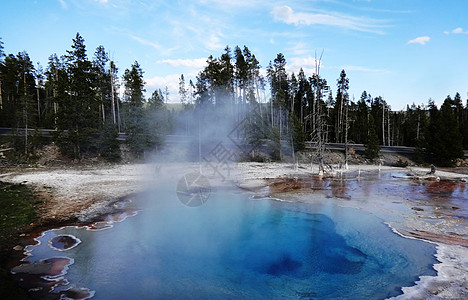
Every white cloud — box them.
[271,5,384,34]
[407,36,430,45]
[58,0,67,9]
[157,58,207,68]
[145,71,199,103]
[287,42,310,56]
[145,74,180,103]
[129,35,160,49]
[206,32,224,51]
[452,27,467,34]
[445,27,468,34]
[287,56,323,75]
[289,56,321,68]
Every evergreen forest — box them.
[0,34,466,166]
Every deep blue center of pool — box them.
[23,189,437,299]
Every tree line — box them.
[0,33,172,161]
[180,46,467,166]
[1,34,466,166]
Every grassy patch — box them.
[0,182,38,245]
[0,181,42,299]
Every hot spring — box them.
[13,174,439,300]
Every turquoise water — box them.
[18,188,437,299]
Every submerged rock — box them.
[49,234,81,251]
[11,257,72,277]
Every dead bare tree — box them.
[110,61,117,125]
[387,105,391,146]
[344,97,349,169]
[307,51,329,176]
[382,101,385,146]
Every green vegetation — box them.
[0,181,41,300]
[0,34,171,162]
[364,115,380,160]
[426,98,464,166]
[0,181,40,247]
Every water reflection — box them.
[269,172,468,219]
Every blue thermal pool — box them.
[15,188,437,299]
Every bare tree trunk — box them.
[101,102,105,123]
[312,93,316,133]
[339,97,343,143]
[270,98,273,128]
[300,99,304,132]
[344,101,349,169]
[387,108,390,146]
[291,94,294,115]
[279,105,282,160]
[117,96,121,133]
[53,102,58,128]
[382,103,385,146]
[315,51,325,176]
[111,76,116,124]
[36,85,41,123]
[316,99,325,176]
[256,81,262,116]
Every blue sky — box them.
[1,0,467,110]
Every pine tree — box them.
[350,91,369,144]
[0,51,38,155]
[452,92,468,149]
[16,52,37,155]
[243,46,263,104]
[123,61,145,106]
[0,37,4,58]
[98,120,121,162]
[267,53,288,109]
[370,96,386,145]
[0,54,21,127]
[54,33,99,158]
[35,62,46,127]
[333,70,349,143]
[234,46,248,104]
[427,97,464,166]
[295,68,307,125]
[109,60,120,129]
[122,61,154,157]
[218,46,234,106]
[291,113,306,152]
[365,114,380,160]
[44,54,66,129]
[179,74,188,106]
[93,45,111,124]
